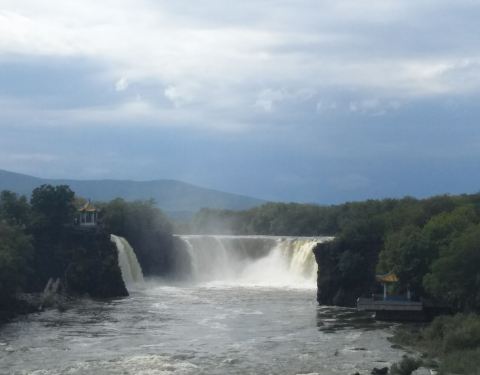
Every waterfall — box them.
[177,235,333,288]
[110,234,145,291]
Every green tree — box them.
[0,223,33,301]
[424,224,480,311]
[422,205,478,252]
[30,184,76,232]
[378,225,431,293]
[28,185,76,284]
[0,190,31,227]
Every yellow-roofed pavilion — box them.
[376,272,399,300]
[78,201,98,226]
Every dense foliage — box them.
[189,203,339,235]
[1,191,35,308]
[28,185,77,285]
[392,313,480,374]
[0,222,32,301]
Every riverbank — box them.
[0,298,39,325]
[389,313,480,375]
[0,291,69,326]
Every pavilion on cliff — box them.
[77,201,98,226]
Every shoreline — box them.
[0,297,40,326]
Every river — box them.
[0,235,405,374]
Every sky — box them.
[0,0,479,203]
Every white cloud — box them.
[316,100,337,114]
[254,88,317,112]
[164,84,199,108]
[115,77,129,92]
[349,99,380,113]
[254,89,287,112]
[347,98,403,116]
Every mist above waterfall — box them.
[176,235,332,288]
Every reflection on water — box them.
[0,284,405,375]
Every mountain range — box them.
[0,169,265,218]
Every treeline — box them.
[188,194,480,311]
[0,185,177,320]
[186,203,339,235]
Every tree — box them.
[424,224,480,311]
[378,225,431,294]
[30,185,75,237]
[422,205,478,252]
[0,190,31,227]
[28,185,76,284]
[0,223,33,301]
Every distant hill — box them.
[0,169,265,217]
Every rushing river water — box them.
[1,236,405,374]
[0,284,405,375]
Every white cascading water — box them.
[178,235,333,288]
[110,234,145,291]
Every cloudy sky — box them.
[0,0,479,203]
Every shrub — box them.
[390,356,422,375]
[441,348,480,375]
[423,314,480,353]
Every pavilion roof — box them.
[78,201,98,212]
[376,272,399,283]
